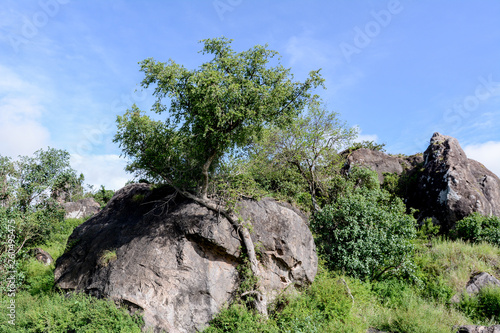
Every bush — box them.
[371,280,469,333]
[457,286,500,323]
[22,259,55,296]
[93,185,115,208]
[453,213,500,245]
[204,303,277,333]
[312,187,417,281]
[205,268,370,333]
[0,291,143,332]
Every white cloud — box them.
[284,31,364,99]
[70,154,131,191]
[464,141,500,178]
[353,127,379,143]
[286,34,330,67]
[0,66,51,157]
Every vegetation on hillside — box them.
[1,38,500,332]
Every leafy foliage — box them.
[417,218,440,241]
[205,268,370,333]
[0,291,143,332]
[93,185,115,208]
[453,212,500,245]
[346,140,386,153]
[247,98,357,211]
[312,181,417,281]
[0,148,82,211]
[457,286,500,323]
[114,37,324,199]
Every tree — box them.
[0,148,79,212]
[1,148,77,292]
[0,156,14,207]
[114,37,324,315]
[453,212,500,245]
[248,98,357,212]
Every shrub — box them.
[99,250,117,267]
[23,259,55,296]
[205,267,370,332]
[417,218,440,241]
[204,303,277,333]
[453,212,500,245]
[0,291,143,332]
[311,188,417,281]
[371,280,469,333]
[93,185,115,208]
[457,285,500,323]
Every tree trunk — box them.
[200,152,217,200]
[175,188,269,317]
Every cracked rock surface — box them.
[346,132,500,231]
[55,184,317,333]
[409,133,500,231]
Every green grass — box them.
[0,216,144,332]
[205,238,500,332]
[6,215,500,333]
[415,238,500,296]
[371,279,469,333]
[0,291,143,332]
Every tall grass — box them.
[1,216,144,332]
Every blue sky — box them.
[1,0,499,190]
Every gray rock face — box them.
[62,197,101,219]
[54,184,317,333]
[410,133,500,230]
[346,134,500,231]
[34,248,53,265]
[345,148,423,183]
[451,272,500,303]
[456,325,500,333]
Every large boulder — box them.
[409,133,500,230]
[54,184,317,333]
[62,197,101,219]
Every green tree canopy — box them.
[248,98,357,211]
[312,184,417,281]
[114,37,324,199]
[0,148,81,211]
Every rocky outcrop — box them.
[451,272,500,303]
[456,325,500,333]
[34,248,53,265]
[345,148,423,183]
[346,133,500,231]
[62,197,101,219]
[409,133,500,231]
[54,184,317,333]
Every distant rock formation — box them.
[346,133,500,231]
[62,197,101,219]
[54,184,317,333]
[409,133,500,230]
[346,148,423,183]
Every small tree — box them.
[0,148,79,211]
[114,37,324,315]
[248,98,357,212]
